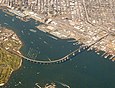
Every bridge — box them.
[7,45,85,64]
[0,34,109,64]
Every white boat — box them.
[109,55,114,60]
[12,18,14,22]
[5,14,8,16]
[55,81,70,88]
[21,30,24,34]
[4,22,8,25]
[43,41,48,44]
[73,52,75,56]
[29,29,37,33]
[97,52,100,55]
[104,54,109,58]
[78,49,81,52]
[48,35,58,40]
[48,58,51,61]
[35,83,42,88]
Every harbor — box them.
[0,0,115,88]
[0,7,114,88]
[0,0,115,61]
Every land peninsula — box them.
[0,27,22,86]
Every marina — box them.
[2,9,15,16]
[0,0,115,62]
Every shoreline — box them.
[0,27,23,86]
[0,5,115,61]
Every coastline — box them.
[0,1,115,88]
[0,27,23,86]
[0,5,115,61]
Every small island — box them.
[0,27,22,86]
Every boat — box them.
[97,52,100,55]
[109,55,115,60]
[29,29,37,33]
[73,52,75,56]
[43,41,48,44]
[5,14,8,16]
[104,54,109,58]
[4,22,8,25]
[21,30,24,34]
[3,9,14,16]
[55,81,70,88]
[48,35,58,40]
[101,52,106,57]
[48,58,51,61]
[12,18,14,22]
[35,83,41,88]
[78,49,81,52]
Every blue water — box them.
[0,10,115,88]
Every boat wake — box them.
[55,81,70,88]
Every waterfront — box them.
[0,10,115,88]
[0,28,22,86]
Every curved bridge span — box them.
[8,46,86,64]
[1,34,109,64]
[13,34,109,64]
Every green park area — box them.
[0,47,22,85]
[0,28,22,86]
